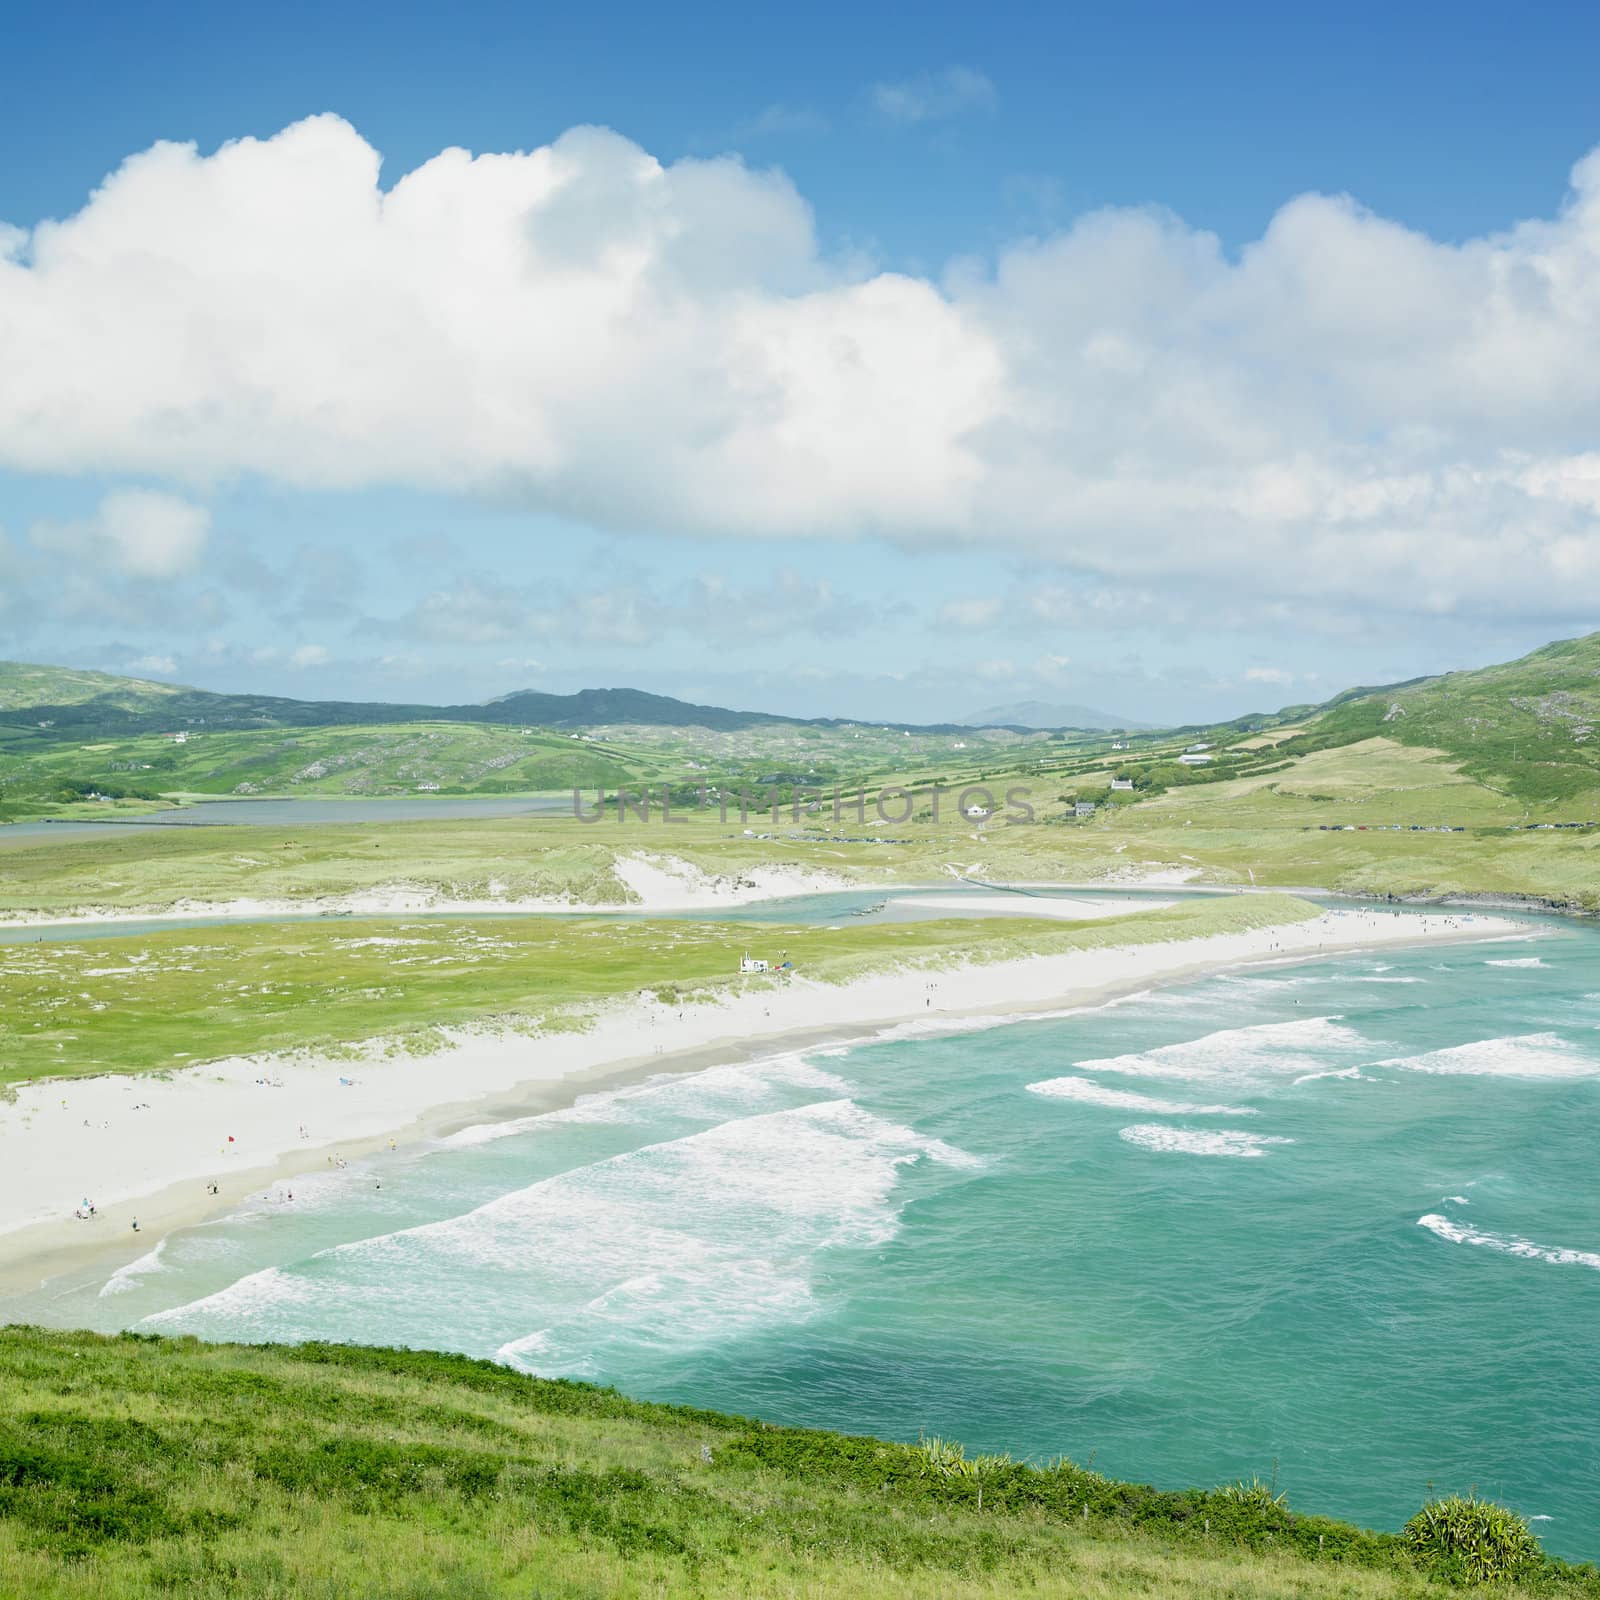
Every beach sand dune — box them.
[0,904,1524,1289]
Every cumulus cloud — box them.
[30,489,210,580]
[1244,665,1295,685]
[288,643,330,668]
[8,117,1600,619]
[870,68,997,125]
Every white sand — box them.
[0,904,1524,1282]
[0,853,854,929]
[894,893,1173,920]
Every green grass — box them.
[1310,632,1600,803]
[0,721,667,813]
[0,662,182,715]
[2,1327,1594,1599]
[0,894,1319,1086]
[3,794,1597,926]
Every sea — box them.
[11,909,1599,1557]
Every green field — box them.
[3,782,1597,922]
[1,1327,1590,1600]
[0,894,1318,1086]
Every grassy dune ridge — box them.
[1,1328,1593,1599]
[2,798,1597,919]
[0,894,1319,1086]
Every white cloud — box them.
[288,643,329,668]
[97,490,210,578]
[126,653,177,675]
[939,596,1004,628]
[740,104,830,138]
[870,68,996,125]
[10,118,1600,619]
[1243,665,1294,685]
[30,489,210,580]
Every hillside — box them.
[0,662,182,715]
[957,632,1600,834]
[0,662,1008,741]
[1306,632,1600,802]
[1,1327,1588,1600]
[0,722,662,805]
[6,632,1600,831]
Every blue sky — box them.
[3,0,1600,723]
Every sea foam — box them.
[439,1051,850,1149]
[1118,1125,1295,1158]
[141,1098,981,1370]
[1078,1016,1370,1084]
[1418,1214,1600,1271]
[1379,1033,1597,1079]
[1026,1076,1255,1116]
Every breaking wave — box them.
[1379,1033,1597,1079]
[1118,1125,1295,1158]
[1418,1214,1600,1271]
[1078,1016,1371,1084]
[141,1099,981,1372]
[1026,1076,1255,1115]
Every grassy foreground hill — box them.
[2,1327,1593,1600]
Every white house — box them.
[1185,742,1212,753]
[1178,752,1212,766]
[964,804,990,819]
[1074,800,1097,818]
[1110,777,1134,792]
[739,955,769,974]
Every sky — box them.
[3,0,1600,725]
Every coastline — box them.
[0,903,1527,1294]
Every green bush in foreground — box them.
[1405,1494,1544,1584]
[0,1327,1595,1599]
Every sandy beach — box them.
[0,903,1527,1291]
[0,853,857,929]
[892,893,1174,920]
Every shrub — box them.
[1403,1493,1542,1584]
[1215,1475,1288,1513]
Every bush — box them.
[1403,1494,1542,1584]
[1215,1475,1288,1513]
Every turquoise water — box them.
[0,882,1177,943]
[16,917,1600,1556]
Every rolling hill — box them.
[961,698,1147,731]
[1303,632,1600,801]
[4,631,1600,821]
[0,663,1003,740]
[0,1327,1586,1600]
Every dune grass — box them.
[2,1327,1594,1600]
[0,894,1319,1087]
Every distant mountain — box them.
[962,699,1147,732]
[0,662,989,739]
